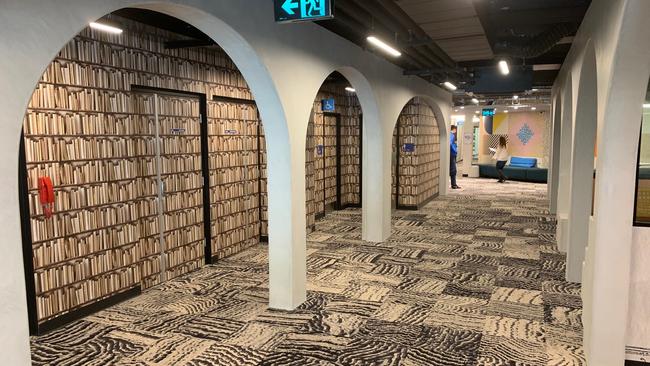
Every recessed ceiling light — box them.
[514,106,519,110]
[513,95,519,100]
[471,98,479,104]
[460,106,465,110]
[89,21,123,34]
[475,110,479,114]
[532,88,539,92]
[345,86,356,93]
[367,36,401,57]
[443,81,457,91]
[498,60,510,75]
[504,110,509,113]
[531,107,537,110]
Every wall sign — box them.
[316,144,324,156]
[321,98,335,112]
[482,108,495,117]
[224,129,239,135]
[170,128,186,135]
[402,143,416,153]
[274,0,333,23]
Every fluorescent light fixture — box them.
[89,21,123,34]
[644,103,650,109]
[532,88,539,92]
[366,36,401,57]
[513,95,519,100]
[471,98,479,104]
[475,110,480,114]
[443,81,457,91]
[504,110,509,113]
[514,106,520,110]
[460,106,465,110]
[345,86,356,93]
[498,60,510,75]
[531,107,537,110]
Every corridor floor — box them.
[31,178,585,366]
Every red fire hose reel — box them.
[38,176,55,218]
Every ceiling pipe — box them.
[332,10,429,69]
[373,0,456,68]
[493,23,579,59]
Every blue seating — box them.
[478,156,547,183]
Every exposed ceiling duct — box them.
[493,23,579,59]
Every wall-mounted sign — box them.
[316,144,324,156]
[321,98,335,112]
[274,0,333,23]
[224,129,239,135]
[482,108,495,117]
[402,143,416,153]
[170,128,186,135]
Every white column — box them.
[461,112,475,176]
[548,95,562,214]
[583,1,649,363]
[267,119,307,309]
[556,84,573,252]
[362,113,392,242]
[565,108,596,283]
[565,53,597,283]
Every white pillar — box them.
[548,94,562,214]
[461,112,475,176]
[565,51,597,283]
[583,1,649,363]
[267,118,307,310]
[362,112,392,242]
[556,83,573,252]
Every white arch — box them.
[556,73,574,253]
[583,0,650,363]
[566,41,598,282]
[0,2,292,363]
[548,91,562,214]
[389,95,450,202]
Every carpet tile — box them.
[31,178,585,365]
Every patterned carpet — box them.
[31,178,585,366]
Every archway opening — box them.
[305,71,362,232]
[391,97,441,210]
[566,44,598,282]
[19,8,274,335]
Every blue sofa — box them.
[478,156,548,183]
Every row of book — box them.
[62,37,251,90]
[80,21,238,68]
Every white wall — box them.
[551,0,650,364]
[628,227,650,361]
[0,0,452,364]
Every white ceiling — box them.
[396,0,493,62]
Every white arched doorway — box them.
[556,73,574,253]
[566,41,598,282]
[0,2,290,364]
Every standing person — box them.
[490,136,509,183]
[450,125,460,189]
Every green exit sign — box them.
[482,108,495,117]
[274,0,334,23]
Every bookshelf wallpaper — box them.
[22,15,265,325]
[392,98,441,207]
[305,84,362,231]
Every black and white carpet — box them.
[31,178,585,365]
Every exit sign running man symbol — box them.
[275,0,333,23]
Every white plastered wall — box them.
[550,0,650,364]
[0,0,452,364]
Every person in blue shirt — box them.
[450,125,460,189]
